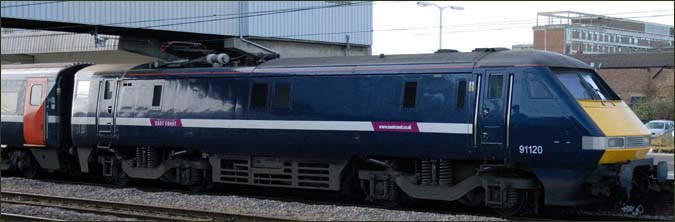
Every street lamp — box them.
[417,1,464,50]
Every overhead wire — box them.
[4,3,671,36]
[3,1,397,33]
[0,1,68,9]
[5,12,672,40]
[1,5,672,46]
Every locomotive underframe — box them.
[357,158,541,214]
[584,158,668,204]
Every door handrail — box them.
[472,74,482,147]
[505,73,514,148]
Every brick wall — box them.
[533,28,565,54]
[596,68,674,103]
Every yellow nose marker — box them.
[578,100,651,164]
[598,148,650,164]
[578,100,649,137]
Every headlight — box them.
[607,137,625,148]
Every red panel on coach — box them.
[23,78,47,146]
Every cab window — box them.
[553,69,618,100]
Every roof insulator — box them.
[472,47,510,52]
[379,53,385,58]
[435,49,459,53]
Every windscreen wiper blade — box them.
[578,78,601,100]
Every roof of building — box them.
[570,51,675,68]
[0,1,373,45]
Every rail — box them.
[1,191,295,221]
[0,213,65,221]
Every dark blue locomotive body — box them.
[72,51,604,168]
[2,49,664,215]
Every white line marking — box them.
[70,117,473,134]
[1,115,23,123]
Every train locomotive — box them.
[1,47,669,216]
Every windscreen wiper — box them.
[578,78,601,100]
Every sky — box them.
[372,1,675,55]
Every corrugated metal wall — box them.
[1,29,119,54]
[245,1,372,45]
[1,1,372,45]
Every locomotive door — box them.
[96,78,119,147]
[477,70,509,147]
[23,78,48,146]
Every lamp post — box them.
[417,1,464,50]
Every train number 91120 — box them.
[518,145,543,154]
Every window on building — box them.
[456,80,467,109]
[250,82,269,109]
[402,81,417,108]
[151,85,162,107]
[629,96,646,108]
[30,84,42,106]
[488,74,503,99]
[272,83,291,109]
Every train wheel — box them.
[12,150,40,179]
[458,188,485,207]
[104,161,130,186]
[20,153,40,179]
[186,169,211,192]
[492,189,529,217]
[374,192,410,208]
[367,182,410,208]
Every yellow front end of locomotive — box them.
[578,100,651,164]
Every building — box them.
[511,44,533,51]
[571,51,674,120]
[1,1,373,64]
[533,11,674,55]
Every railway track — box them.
[3,177,672,221]
[0,213,65,221]
[0,191,294,221]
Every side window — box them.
[250,82,269,109]
[104,80,113,100]
[272,83,291,109]
[488,74,503,99]
[1,92,19,114]
[151,85,162,107]
[527,79,552,98]
[76,80,90,99]
[456,80,467,109]
[30,84,43,106]
[402,81,417,109]
[1,80,22,114]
